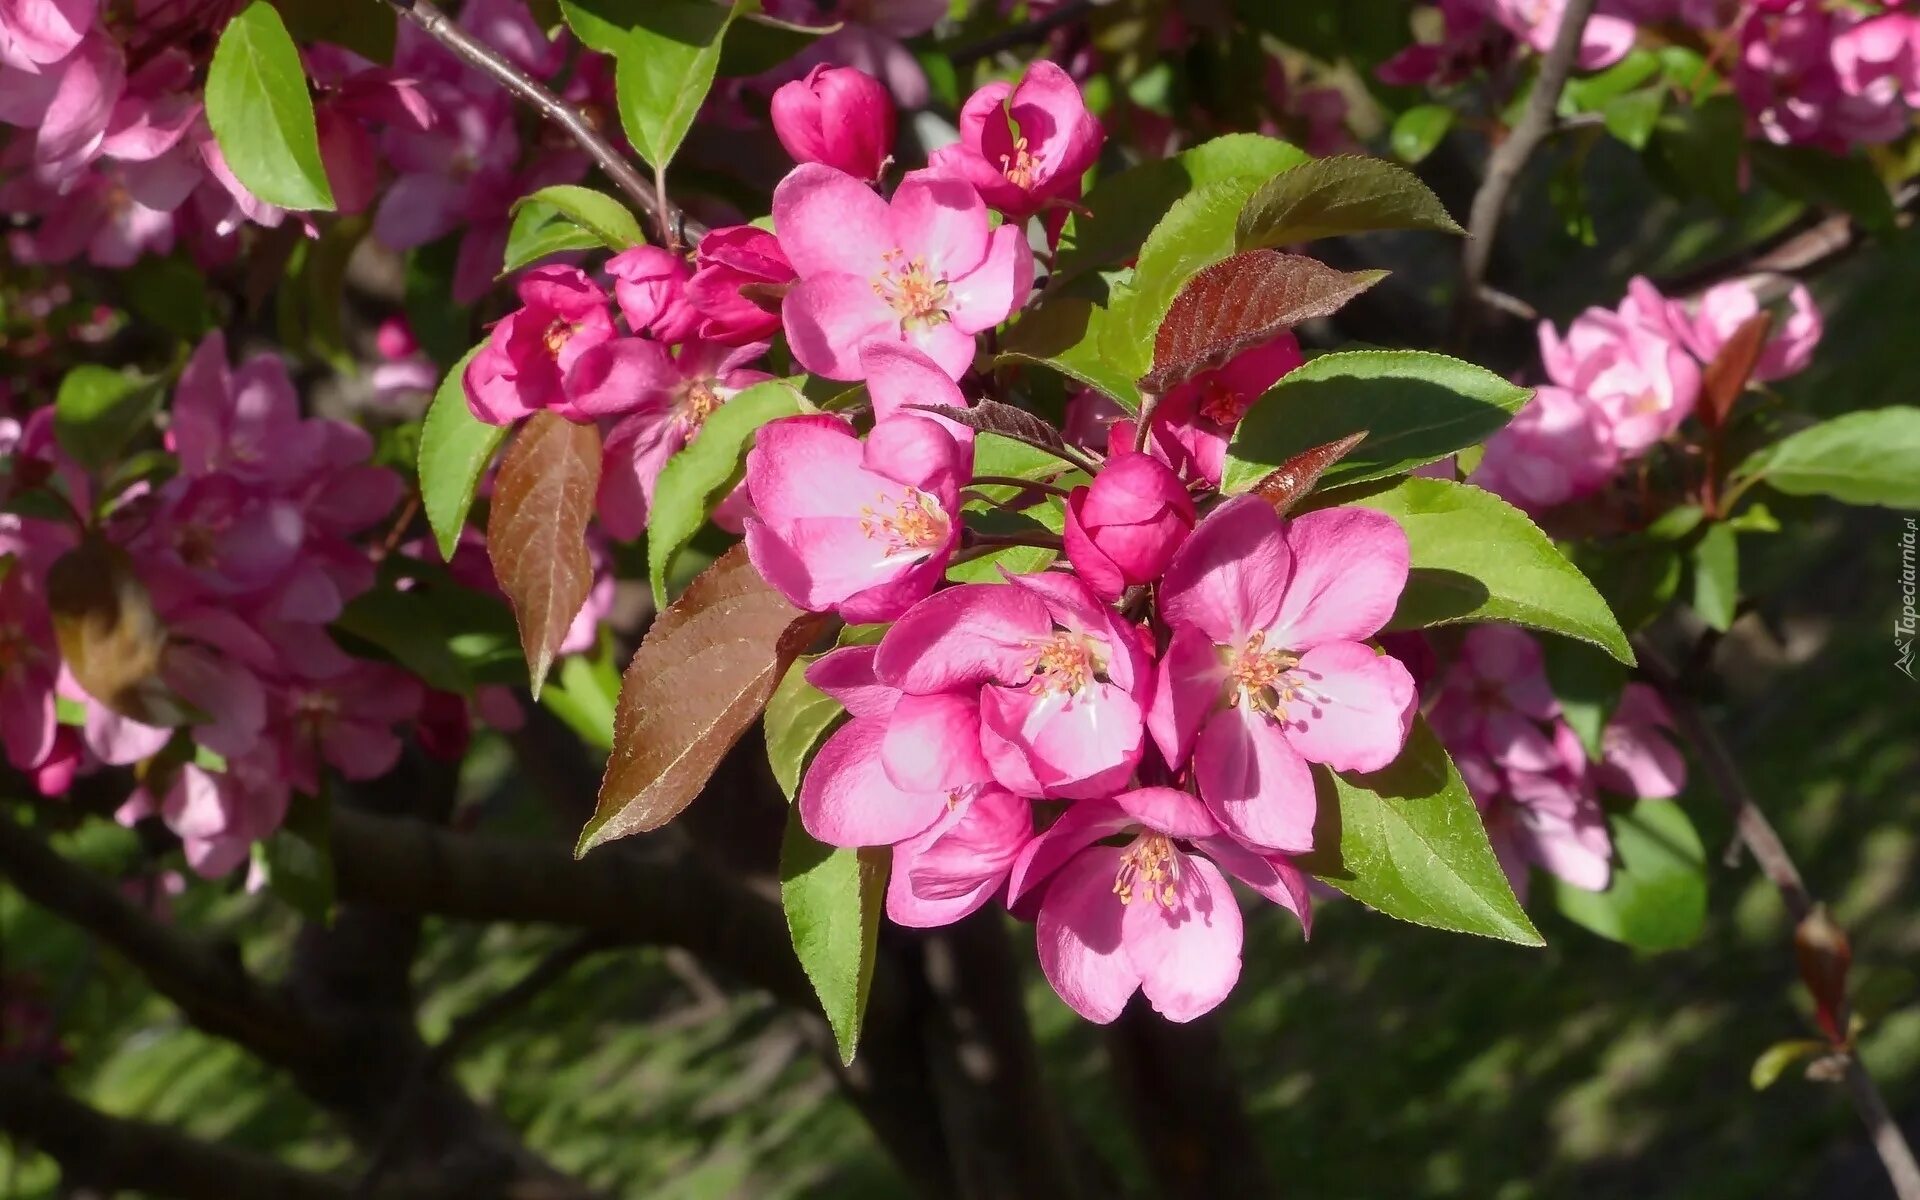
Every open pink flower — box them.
[745,413,966,622]
[887,787,1031,927]
[861,340,973,441]
[0,0,98,70]
[684,224,795,346]
[1470,385,1618,514]
[876,572,1151,799]
[1150,498,1416,852]
[1009,786,1311,1023]
[773,164,1033,380]
[1110,333,1302,486]
[928,61,1102,220]
[1540,304,1699,456]
[463,266,615,425]
[1063,452,1194,600]
[1835,12,1920,108]
[1427,625,1564,773]
[1458,722,1612,900]
[1628,275,1823,384]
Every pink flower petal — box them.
[882,692,992,792]
[1160,495,1292,646]
[782,272,898,380]
[1195,703,1317,853]
[875,583,1048,693]
[772,162,890,278]
[1034,845,1138,1024]
[1124,853,1243,1023]
[1282,641,1416,774]
[1269,507,1409,649]
[799,716,949,847]
[1146,623,1226,770]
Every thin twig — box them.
[1452,0,1599,346]
[1635,639,1920,1200]
[952,0,1097,68]
[380,0,703,247]
[971,474,1073,498]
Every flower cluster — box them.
[1427,626,1685,898]
[1472,275,1822,514]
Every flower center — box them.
[872,249,951,332]
[1113,833,1180,908]
[678,379,722,430]
[541,317,576,358]
[1028,630,1099,696]
[293,689,338,735]
[1198,376,1251,426]
[1226,630,1300,716]
[1000,134,1038,189]
[858,487,950,557]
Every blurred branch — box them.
[1105,1004,1273,1195]
[952,0,1097,68]
[1452,0,1598,347]
[1664,183,1920,298]
[379,0,704,246]
[1635,639,1920,1200]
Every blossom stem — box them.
[1132,391,1159,454]
[971,475,1072,498]
[379,0,704,247]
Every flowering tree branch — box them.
[1635,639,1920,1200]
[378,0,705,246]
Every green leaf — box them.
[764,656,843,801]
[1222,350,1531,493]
[1390,105,1454,164]
[120,255,215,340]
[1053,133,1308,287]
[1731,408,1920,509]
[1317,477,1634,663]
[419,345,507,561]
[1750,1039,1828,1091]
[333,577,523,694]
[1650,95,1743,212]
[502,201,610,275]
[996,298,1143,411]
[250,791,334,922]
[1750,144,1896,233]
[1562,47,1662,111]
[1552,800,1707,953]
[647,380,806,607]
[1574,539,1683,634]
[1541,638,1626,760]
[611,0,742,173]
[510,184,645,252]
[1301,720,1543,946]
[541,649,621,751]
[1602,86,1667,151]
[1234,155,1463,251]
[205,2,334,211]
[780,811,887,1064]
[1690,522,1739,633]
[967,432,1076,504]
[946,504,1064,583]
[719,11,837,77]
[54,366,162,471]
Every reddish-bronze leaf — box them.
[1697,310,1773,430]
[47,535,183,726]
[1252,431,1370,515]
[1140,251,1389,394]
[578,545,830,856]
[1794,904,1853,1046]
[488,411,602,699]
[908,398,1082,464]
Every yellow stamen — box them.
[871,248,951,333]
[1028,630,1099,696]
[999,134,1038,189]
[1227,631,1300,717]
[1114,833,1180,908]
[859,488,950,556]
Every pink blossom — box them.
[1540,304,1700,456]
[606,244,700,344]
[1487,0,1637,71]
[1469,384,1618,513]
[684,224,795,346]
[773,164,1034,380]
[771,64,896,181]
[155,760,290,879]
[582,339,772,538]
[1150,498,1417,852]
[763,0,947,108]
[745,414,966,622]
[876,572,1152,799]
[1834,12,1920,108]
[1377,0,1506,87]
[1009,786,1311,1023]
[28,726,80,797]
[861,340,974,443]
[1427,625,1565,773]
[887,787,1031,927]
[463,266,616,425]
[266,657,423,795]
[1110,333,1303,487]
[1737,2,1911,149]
[0,0,98,70]
[1628,276,1823,383]
[1459,722,1612,900]
[1593,682,1686,799]
[928,61,1103,220]
[1063,452,1195,600]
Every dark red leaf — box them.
[1141,251,1388,394]
[907,399,1087,467]
[1794,904,1853,1045]
[1252,431,1370,515]
[578,545,830,856]
[47,535,183,726]
[487,412,602,699]
[1698,311,1773,430]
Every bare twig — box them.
[1635,639,1920,1200]
[952,0,1097,68]
[1453,0,1599,345]
[379,0,704,247]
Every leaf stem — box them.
[971,475,1073,499]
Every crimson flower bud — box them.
[1062,452,1196,600]
[770,65,896,181]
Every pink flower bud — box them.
[770,65,896,181]
[605,245,699,344]
[684,224,795,345]
[1062,452,1195,599]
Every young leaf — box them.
[648,380,806,607]
[1697,311,1772,430]
[996,298,1143,412]
[419,345,507,561]
[1751,1039,1829,1091]
[1251,431,1368,516]
[1233,155,1462,251]
[488,413,603,699]
[47,537,183,726]
[780,811,887,1064]
[1142,251,1387,393]
[53,366,162,471]
[579,546,831,855]
[1689,522,1739,633]
[501,201,607,275]
[541,650,621,752]
[205,2,335,211]
[1300,720,1543,946]
[1222,350,1531,493]
[1730,408,1920,509]
[1317,477,1634,663]
[1551,800,1707,952]
[1391,105,1454,164]
[764,656,844,801]
[509,184,645,252]
[613,0,742,173]
[914,399,1088,469]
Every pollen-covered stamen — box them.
[999,134,1038,189]
[871,248,952,332]
[1198,376,1251,426]
[292,689,340,736]
[676,379,723,430]
[1113,833,1181,908]
[1027,630,1102,697]
[541,317,577,358]
[859,487,950,557]
[1226,630,1301,716]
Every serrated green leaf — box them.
[765,655,843,801]
[1574,538,1683,635]
[205,3,334,211]
[997,298,1143,411]
[781,811,887,1064]
[1552,800,1707,953]
[1690,522,1739,632]
[510,184,645,252]
[54,366,162,471]
[1234,154,1463,251]
[502,201,609,275]
[419,345,507,561]
[1731,408,1920,509]
[611,0,742,173]
[1222,350,1531,493]
[1319,477,1633,663]
[647,380,806,607]
[1301,720,1543,946]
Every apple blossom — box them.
[463,266,617,425]
[1062,452,1195,600]
[606,244,701,345]
[928,61,1103,220]
[1111,333,1303,486]
[683,224,795,346]
[771,64,895,181]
